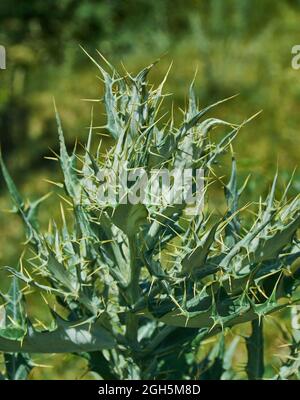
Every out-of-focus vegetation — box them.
[0,0,300,379]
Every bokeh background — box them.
[0,0,300,379]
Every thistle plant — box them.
[0,54,299,380]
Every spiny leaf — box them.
[110,203,148,237]
[181,221,220,276]
[0,277,27,341]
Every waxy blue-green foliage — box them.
[0,56,299,379]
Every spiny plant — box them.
[0,54,299,380]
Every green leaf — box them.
[54,101,80,202]
[0,317,116,353]
[181,221,220,276]
[0,151,23,208]
[0,277,27,341]
[110,203,148,237]
[4,353,33,380]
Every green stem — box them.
[246,319,264,380]
[125,236,141,346]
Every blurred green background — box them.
[0,0,300,379]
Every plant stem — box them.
[125,236,141,346]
